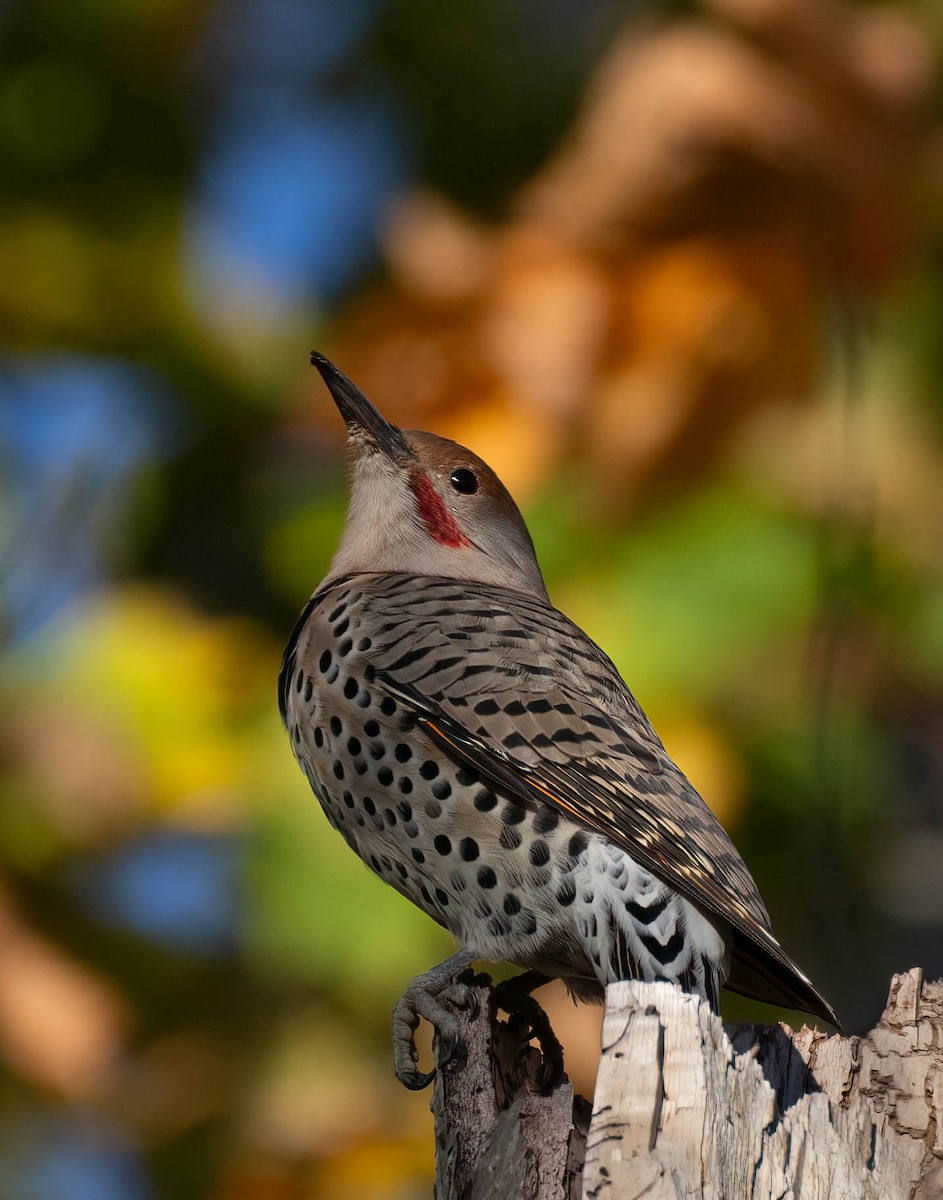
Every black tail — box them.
[726,930,841,1030]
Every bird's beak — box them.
[310,352,413,464]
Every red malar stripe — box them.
[409,474,470,548]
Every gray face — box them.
[400,430,547,596]
[325,427,548,597]
[310,352,547,596]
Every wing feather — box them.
[320,573,839,1026]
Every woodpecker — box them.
[280,352,838,1088]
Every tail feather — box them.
[726,931,841,1030]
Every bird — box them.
[279,351,839,1089]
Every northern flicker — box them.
[280,352,839,1088]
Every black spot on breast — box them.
[397,800,412,820]
[395,862,408,881]
[503,893,521,915]
[338,637,352,656]
[377,767,393,786]
[394,744,412,763]
[411,848,425,864]
[431,779,451,800]
[347,737,361,756]
[529,840,550,867]
[380,697,397,716]
[334,616,349,637]
[404,820,419,838]
[502,803,526,825]
[342,791,355,809]
[435,887,450,907]
[319,650,332,673]
[333,761,344,780]
[303,679,313,702]
[295,670,304,693]
[556,880,576,906]
[314,728,324,749]
[365,719,379,737]
[419,760,439,780]
[477,866,497,889]
[459,838,479,861]
[499,825,522,851]
[330,716,342,737]
[474,788,496,812]
[568,831,589,859]
[518,912,537,935]
[343,678,358,700]
[357,637,372,651]
[533,808,558,834]
[383,809,396,827]
[434,835,451,856]
[363,797,376,816]
[398,776,412,794]
[424,799,441,819]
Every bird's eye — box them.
[449,467,479,495]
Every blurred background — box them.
[1,0,943,1195]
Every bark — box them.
[430,969,943,1200]
[431,983,590,1200]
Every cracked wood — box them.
[584,969,943,1199]
[431,969,943,1199]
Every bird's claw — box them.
[392,951,476,1090]
[393,959,564,1093]
[397,1064,437,1091]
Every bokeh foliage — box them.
[2,0,943,1197]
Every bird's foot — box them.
[392,949,477,1090]
[493,970,565,1093]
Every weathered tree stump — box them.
[430,968,943,1200]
